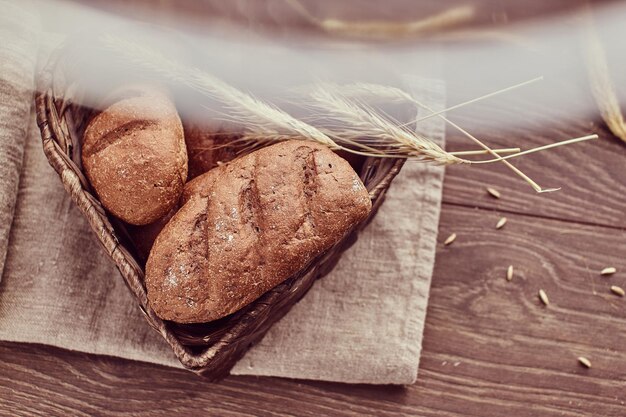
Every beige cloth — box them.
[232,78,445,383]
[0,7,445,385]
[0,1,39,277]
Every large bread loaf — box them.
[82,87,187,225]
[145,140,371,323]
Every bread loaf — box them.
[181,164,222,204]
[145,140,371,323]
[82,87,187,225]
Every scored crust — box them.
[82,92,187,225]
[145,140,371,323]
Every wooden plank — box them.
[440,50,626,228]
[442,113,626,229]
[420,204,626,417]
[0,342,441,417]
[1,204,624,416]
[3,2,619,416]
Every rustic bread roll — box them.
[146,140,372,323]
[82,88,187,225]
[181,165,222,204]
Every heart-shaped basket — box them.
[35,45,406,380]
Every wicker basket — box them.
[35,46,406,380]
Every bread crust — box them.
[146,140,371,323]
[82,90,187,225]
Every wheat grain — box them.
[444,233,457,246]
[486,187,501,199]
[584,7,626,143]
[333,82,597,192]
[285,0,475,40]
[102,37,598,179]
[601,267,617,276]
[610,285,625,297]
[506,265,514,281]
[577,357,592,368]
[329,82,550,192]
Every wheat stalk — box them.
[101,36,464,163]
[304,82,547,187]
[326,81,597,192]
[100,35,339,150]
[450,148,520,156]
[583,6,626,143]
[99,35,597,185]
[303,86,462,164]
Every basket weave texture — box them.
[35,48,406,380]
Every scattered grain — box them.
[486,187,501,199]
[601,267,617,276]
[506,265,514,281]
[444,233,457,246]
[538,289,549,306]
[577,357,592,368]
[610,285,625,297]
[496,217,507,229]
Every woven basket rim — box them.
[35,42,407,376]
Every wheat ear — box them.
[304,86,462,165]
[331,82,597,192]
[100,35,339,150]
[583,6,626,143]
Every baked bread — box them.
[145,140,372,323]
[181,164,222,204]
[82,87,187,225]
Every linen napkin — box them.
[0,1,40,277]
[0,5,445,384]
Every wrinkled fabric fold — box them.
[0,1,40,278]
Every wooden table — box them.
[3,6,626,416]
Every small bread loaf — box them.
[146,140,371,323]
[82,87,187,225]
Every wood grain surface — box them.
[1,202,625,416]
[3,1,626,416]
[5,83,626,416]
[442,93,626,229]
